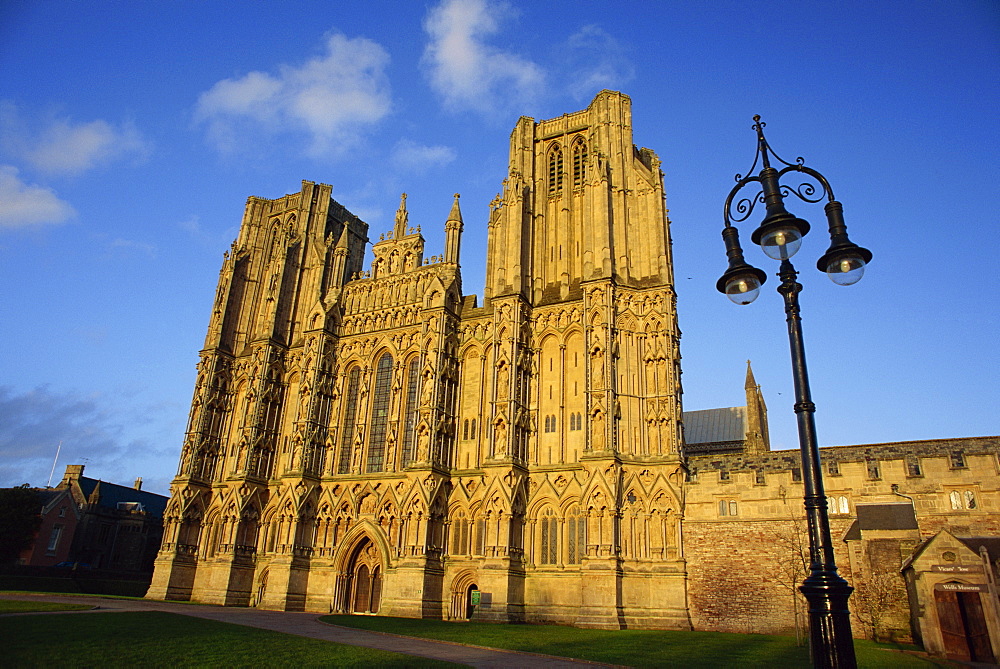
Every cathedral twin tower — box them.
[149,90,690,629]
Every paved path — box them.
[1,594,618,668]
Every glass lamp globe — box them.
[725,274,762,305]
[825,253,866,286]
[760,225,803,260]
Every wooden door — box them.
[936,590,971,661]
[959,592,995,664]
[354,564,370,613]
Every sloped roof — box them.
[843,503,919,541]
[958,537,1000,558]
[77,477,168,518]
[683,407,746,444]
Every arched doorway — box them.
[343,536,382,614]
[465,583,479,620]
[449,571,478,620]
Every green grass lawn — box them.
[321,615,949,668]
[0,598,92,614]
[1,611,462,668]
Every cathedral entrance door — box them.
[345,536,382,614]
[935,587,995,663]
[465,583,479,620]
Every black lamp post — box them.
[717,116,870,669]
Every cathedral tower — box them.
[149,91,689,631]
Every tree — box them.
[768,490,810,645]
[0,485,43,564]
[853,569,906,642]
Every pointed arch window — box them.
[548,144,564,196]
[337,367,361,474]
[539,507,559,565]
[572,138,588,188]
[567,507,586,564]
[367,353,393,473]
[401,358,420,467]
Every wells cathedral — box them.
[149,92,1000,662]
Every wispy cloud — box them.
[422,0,544,115]
[196,32,392,158]
[391,139,457,172]
[108,237,157,258]
[0,385,178,493]
[0,101,151,176]
[0,165,75,228]
[563,25,635,101]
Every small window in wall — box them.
[718,500,738,516]
[791,467,802,482]
[950,490,977,510]
[906,457,922,477]
[866,459,880,480]
[755,469,766,485]
[827,460,840,476]
[950,451,966,468]
[829,496,850,514]
[719,470,730,481]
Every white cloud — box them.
[564,25,635,101]
[0,165,75,228]
[422,0,544,114]
[196,32,392,158]
[0,101,151,176]
[391,139,457,172]
[108,237,157,258]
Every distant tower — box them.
[743,360,770,453]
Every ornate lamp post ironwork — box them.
[717,116,870,668]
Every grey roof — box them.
[683,407,746,445]
[843,503,919,541]
[957,537,1000,558]
[78,477,168,518]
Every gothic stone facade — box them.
[148,91,689,629]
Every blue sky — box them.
[1,0,997,495]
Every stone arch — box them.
[332,523,390,614]
[448,569,480,620]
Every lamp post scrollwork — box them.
[717,116,871,669]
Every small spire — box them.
[745,359,757,390]
[335,225,349,250]
[447,193,462,223]
[394,193,408,238]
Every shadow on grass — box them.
[1,611,460,668]
[320,615,950,668]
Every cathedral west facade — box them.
[148,91,690,628]
[147,91,1000,659]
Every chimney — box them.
[133,477,142,490]
[63,464,84,484]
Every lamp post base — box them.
[801,573,857,668]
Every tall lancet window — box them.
[548,144,563,195]
[401,358,420,467]
[572,138,588,188]
[337,367,361,474]
[366,353,393,472]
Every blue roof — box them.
[683,407,746,444]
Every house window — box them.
[827,460,840,476]
[791,467,802,482]
[463,419,469,440]
[755,469,766,485]
[719,470,730,481]
[46,524,63,553]
[907,458,922,477]
[866,459,880,480]
[829,496,850,514]
[718,500,738,516]
[58,506,66,518]
[950,452,966,468]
